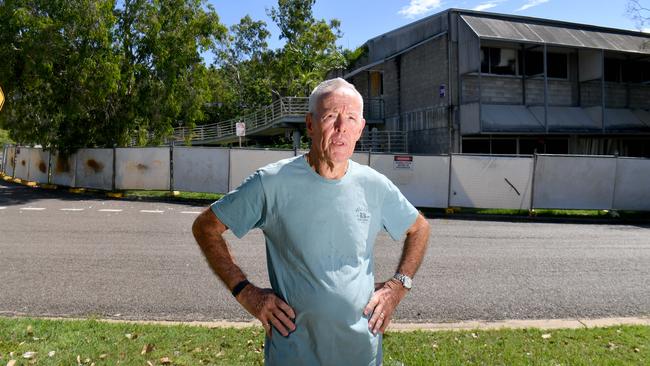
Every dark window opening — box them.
[520,51,568,79]
[491,139,517,154]
[622,61,650,83]
[481,47,518,75]
[462,139,490,154]
[604,58,623,82]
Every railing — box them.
[172,97,309,144]
[356,130,408,153]
[364,98,385,120]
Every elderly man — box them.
[192,78,430,365]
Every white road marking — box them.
[98,209,123,212]
[180,211,201,214]
[60,208,85,211]
[140,210,164,213]
[20,207,46,211]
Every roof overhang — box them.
[461,14,650,55]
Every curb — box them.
[3,315,648,332]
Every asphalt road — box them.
[1,179,649,323]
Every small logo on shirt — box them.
[355,207,370,223]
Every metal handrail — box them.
[172,97,309,144]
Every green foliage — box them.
[0,0,348,150]
[0,0,227,151]
[0,129,14,145]
[267,0,347,97]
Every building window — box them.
[521,51,568,79]
[481,47,518,75]
[622,60,650,83]
[604,58,623,82]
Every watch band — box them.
[393,273,413,290]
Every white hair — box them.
[308,78,364,116]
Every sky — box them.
[207,0,649,54]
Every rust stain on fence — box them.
[56,156,70,173]
[86,159,104,173]
[136,163,148,171]
[21,160,26,166]
[39,161,47,173]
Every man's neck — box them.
[306,150,348,180]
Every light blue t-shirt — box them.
[211,155,418,366]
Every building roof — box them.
[461,14,650,54]
[352,8,650,73]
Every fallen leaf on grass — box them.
[634,348,640,353]
[48,351,56,357]
[22,352,36,359]
[125,333,137,340]
[26,325,33,336]
[99,354,107,359]
[7,360,17,366]
[541,333,552,339]
[471,333,478,339]
[141,344,155,355]
[77,355,81,365]
[160,357,172,364]
[147,361,154,366]
[216,351,225,358]
[607,342,617,350]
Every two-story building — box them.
[339,9,650,156]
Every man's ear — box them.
[355,118,366,140]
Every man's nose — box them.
[333,114,347,132]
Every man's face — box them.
[306,88,366,164]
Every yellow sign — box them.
[0,86,4,111]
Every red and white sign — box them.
[393,155,413,170]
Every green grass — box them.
[0,317,648,365]
[122,190,223,202]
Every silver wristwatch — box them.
[393,273,413,290]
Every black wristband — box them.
[231,279,250,297]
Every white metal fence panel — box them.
[450,155,534,209]
[533,155,616,209]
[51,151,76,187]
[229,149,294,191]
[173,147,230,194]
[370,154,449,208]
[351,152,370,166]
[28,148,50,184]
[4,146,16,177]
[13,147,31,180]
[115,148,170,190]
[612,157,650,211]
[76,148,114,190]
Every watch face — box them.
[403,277,413,289]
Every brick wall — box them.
[525,79,574,106]
[629,84,650,109]
[399,37,448,112]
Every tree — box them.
[0,0,227,150]
[627,0,650,30]
[267,0,346,97]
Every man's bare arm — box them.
[364,213,430,334]
[192,208,296,337]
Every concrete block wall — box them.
[629,84,650,109]
[478,76,522,104]
[382,58,400,119]
[580,81,602,106]
[351,72,369,100]
[399,37,448,112]
[605,83,627,108]
[408,127,450,154]
[525,79,574,106]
